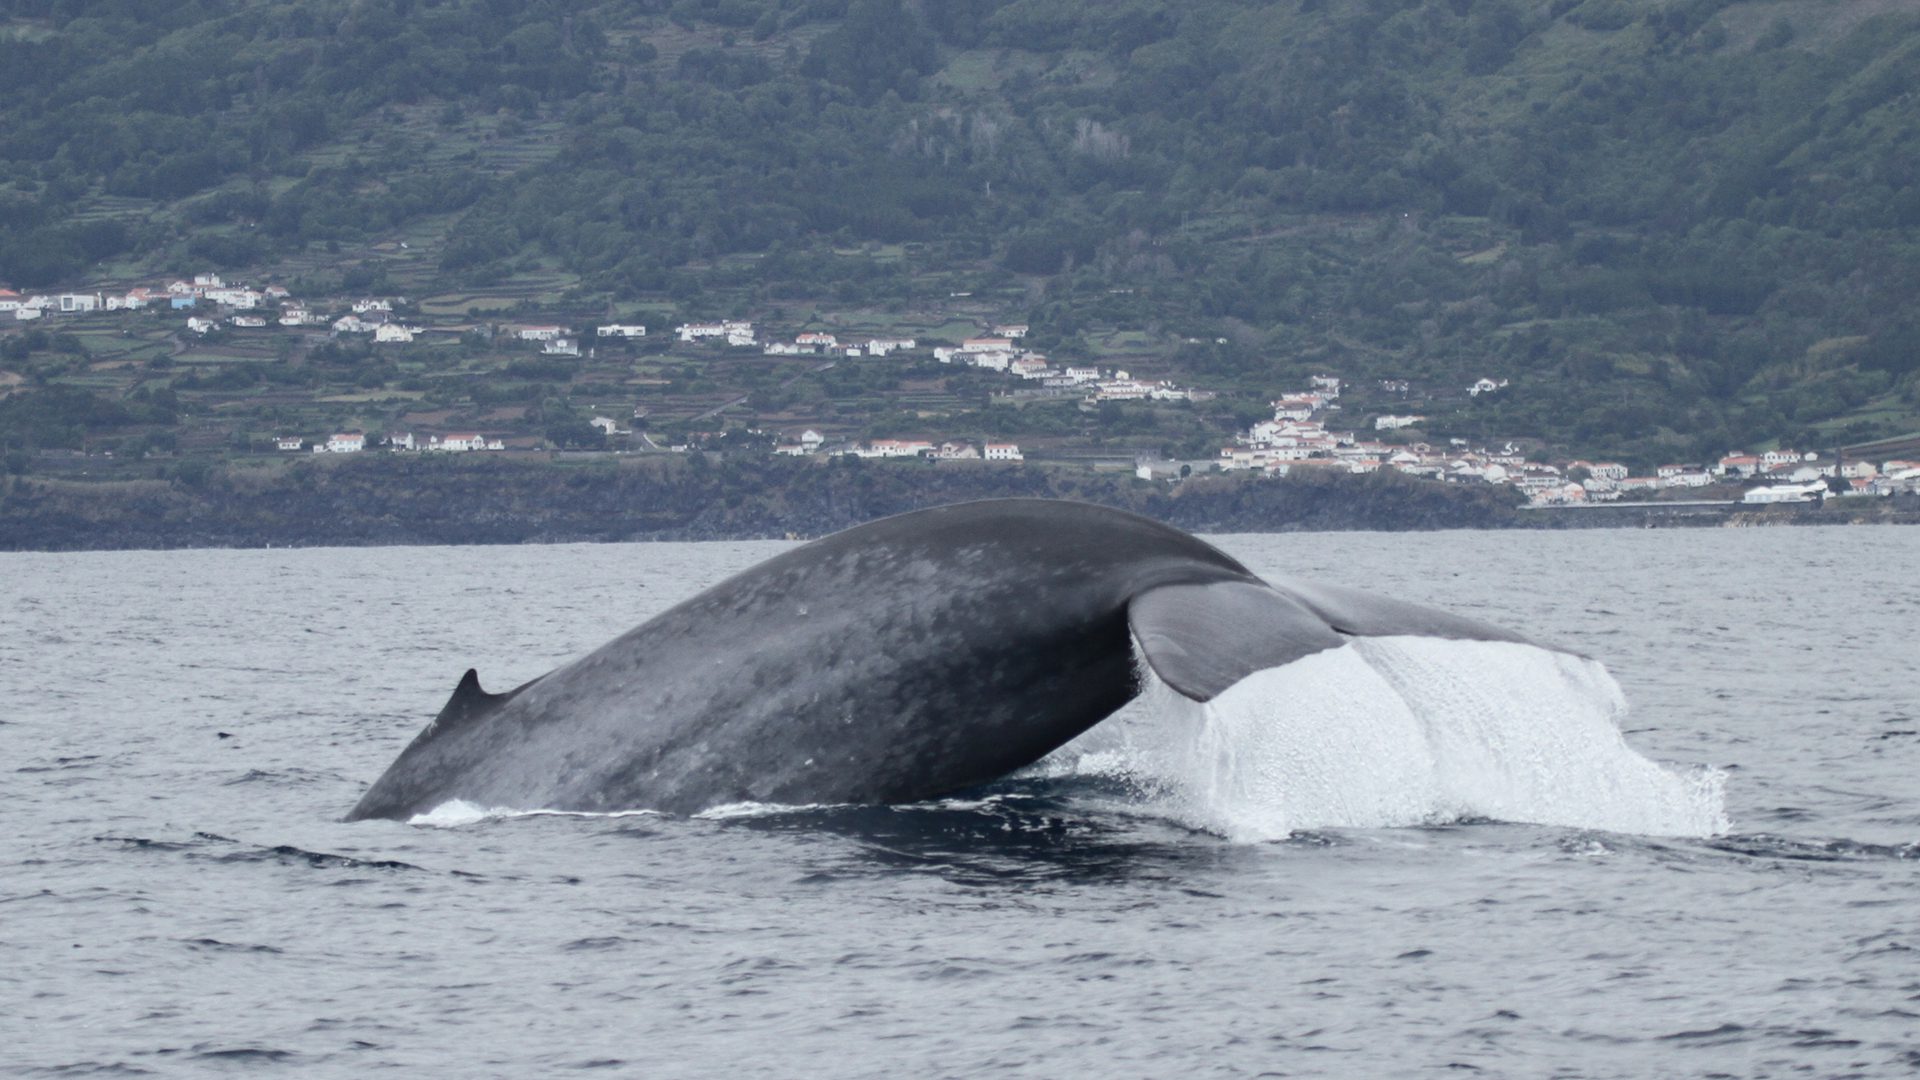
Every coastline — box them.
[2,456,1914,552]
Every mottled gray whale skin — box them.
[347,498,1536,821]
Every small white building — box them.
[1468,377,1510,396]
[231,315,268,328]
[865,337,916,356]
[333,315,374,334]
[276,436,305,451]
[984,442,1023,462]
[374,324,416,343]
[324,432,365,454]
[388,432,415,451]
[434,433,488,452]
[1375,414,1425,431]
[992,324,1028,339]
[1743,482,1825,505]
[597,324,647,338]
[869,439,936,458]
[206,287,262,310]
[542,338,580,357]
[515,324,568,341]
[353,298,394,314]
[186,317,217,335]
[57,293,103,313]
[676,320,754,346]
[279,308,312,326]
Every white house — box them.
[515,324,567,341]
[799,429,824,451]
[275,436,304,451]
[1743,482,1824,504]
[231,315,268,328]
[865,337,916,356]
[333,315,374,334]
[434,433,488,452]
[324,432,365,453]
[387,432,415,451]
[543,338,580,357]
[858,438,934,458]
[991,324,1028,339]
[597,323,647,338]
[186,317,217,335]
[1589,462,1630,482]
[1468,377,1510,396]
[57,293,103,313]
[676,320,753,345]
[279,308,312,326]
[962,337,1013,353]
[352,298,394,314]
[205,287,262,309]
[984,442,1023,462]
[0,288,20,312]
[1762,448,1805,468]
[1375,414,1425,431]
[937,440,979,459]
[374,324,416,343]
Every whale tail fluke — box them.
[1128,578,1550,703]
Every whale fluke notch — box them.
[1128,580,1346,702]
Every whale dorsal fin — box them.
[431,669,513,732]
[1128,580,1346,702]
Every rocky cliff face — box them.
[0,457,1528,550]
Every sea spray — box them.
[1041,637,1727,841]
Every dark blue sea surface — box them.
[4,527,1916,1077]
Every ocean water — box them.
[4,526,1916,1077]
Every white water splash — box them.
[408,800,662,828]
[1040,637,1727,842]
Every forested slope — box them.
[2,0,1918,460]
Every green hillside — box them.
[2,0,1918,467]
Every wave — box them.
[1036,636,1728,842]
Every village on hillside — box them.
[1210,377,1920,506]
[5,272,1916,507]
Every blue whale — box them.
[347,499,1536,820]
